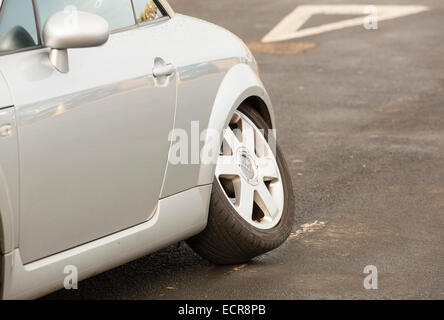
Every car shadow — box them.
[42,243,229,300]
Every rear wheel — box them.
[187,106,295,264]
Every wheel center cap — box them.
[237,148,258,185]
[240,154,254,179]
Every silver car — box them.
[0,0,294,299]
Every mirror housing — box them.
[43,10,110,73]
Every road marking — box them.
[262,5,429,43]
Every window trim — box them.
[32,0,42,46]
[0,0,175,56]
[111,15,170,35]
[130,0,138,23]
[0,0,44,57]
[93,0,173,35]
[157,0,175,18]
[129,0,171,30]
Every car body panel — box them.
[0,19,178,263]
[0,71,19,254]
[0,70,12,106]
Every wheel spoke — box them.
[234,180,254,221]
[254,130,269,158]
[241,118,256,153]
[257,157,279,181]
[216,155,239,178]
[255,181,279,219]
[223,127,242,153]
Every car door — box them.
[0,69,20,254]
[0,0,177,263]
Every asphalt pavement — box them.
[47,0,444,299]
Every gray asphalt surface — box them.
[47,0,444,299]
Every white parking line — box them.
[262,5,429,43]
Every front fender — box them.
[197,63,275,186]
[160,61,274,200]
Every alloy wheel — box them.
[215,111,284,229]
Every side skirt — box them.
[1,184,211,300]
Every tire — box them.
[187,105,295,264]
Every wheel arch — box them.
[239,96,273,129]
[196,62,275,186]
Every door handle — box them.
[153,63,176,78]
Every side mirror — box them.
[43,10,110,73]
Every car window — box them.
[0,0,39,53]
[132,0,164,23]
[36,0,136,34]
